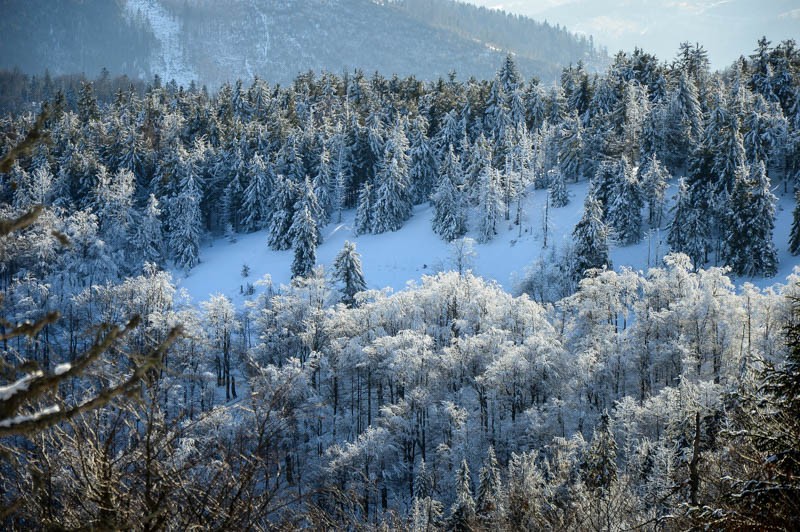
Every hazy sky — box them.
[462,0,800,68]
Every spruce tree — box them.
[559,111,583,181]
[313,148,334,224]
[448,459,475,531]
[668,179,709,269]
[475,446,503,523]
[290,203,318,280]
[372,152,411,234]
[582,412,618,493]
[134,193,163,267]
[267,175,297,250]
[477,166,503,243]
[572,193,611,281]
[432,146,467,241]
[332,241,367,307]
[607,157,644,245]
[242,153,272,232]
[724,161,778,277]
[354,183,373,235]
[790,190,800,255]
[639,153,669,226]
[169,174,203,271]
[407,116,437,204]
[548,166,569,208]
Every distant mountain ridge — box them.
[0,0,606,87]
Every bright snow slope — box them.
[176,181,799,304]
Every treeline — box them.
[0,68,151,115]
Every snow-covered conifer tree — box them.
[477,166,503,243]
[290,203,318,279]
[448,459,475,530]
[639,153,669,226]
[790,191,800,255]
[267,175,297,250]
[169,174,203,270]
[332,240,367,306]
[475,446,503,523]
[133,193,163,267]
[432,146,467,241]
[572,193,611,281]
[548,166,569,208]
[354,182,373,235]
[242,153,273,232]
[371,148,411,233]
[408,116,438,204]
[723,160,778,276]
[607,158,643,245]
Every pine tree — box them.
[477,166,503,243]
[448,459,475,531]
[332,241,367,307]
[639,153,669,226]
[723,161,778,277]
[432,146,467,241]
[372,150,411,234]
[607,158,643,245]
[475,446,503,523]
[668,179,708,269]
[290,203,318,279]
[711,115,746,199]
[790,191,800,255]
[408,116,438,204]
[134,193,164,267]
[572,193,611,281]
[170,174,203,270]
[267,175,297,250]
[559,111,583,181]
[548,166,569,208]
[354,183,373,235]
[582,412,618,493]
[242,153,273,232]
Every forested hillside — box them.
[0,0,605,88]
[2,36,800,529]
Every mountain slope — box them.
[465,0,799,69]
[0,0,604,87]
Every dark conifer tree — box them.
[290,203,318,279]
[432,146,467,241]
[724,161,778,277]
[572,192,611,281]
[790,191,800,255]
[332,240,367,307]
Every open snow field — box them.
[176,180,800,304]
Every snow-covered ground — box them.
[125,0,196,87]
[176,180,799,305]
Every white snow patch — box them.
[176,180,800,306]
[125,0,197,87]
[54,363,72,376]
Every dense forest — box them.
[2,36,800,529]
